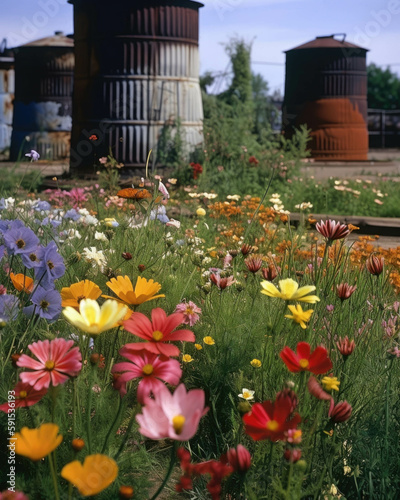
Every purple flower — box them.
[21,245,44,269]
[0,294,20,324]
[23,286,61,321]
[25,150,40,161]
[3,225,40,256]
[0,219,24,235]
[0,245,4,262]
[34,200,51,212]
[34,241,65,289]
[64,209,81,221]
[175,300,202,326]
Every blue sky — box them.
[2,0,399,94]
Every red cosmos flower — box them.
[17,339,82,390]
[336,283,357,301]
[276,388,299,413]
[112,349,182,402]
[123,308,195,357]
[262,264,280,281]
[243,396,301,442]
[316,219,350,241]
[245,256,263,274]
[280,342,332,375]
[210,273,235,290]
[0,382,47,412]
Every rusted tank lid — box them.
[286,34,368,52]
[18,32,74,48]
[68,0,203,7]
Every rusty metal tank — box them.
[0,40,14,154]
[69,0,204,169]
[283,34,368,161]
[10,32,74,161]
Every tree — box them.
[367,63,400,110]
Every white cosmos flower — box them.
[238,389,255,401]
[82,247,107,269]
[94,231,108,242]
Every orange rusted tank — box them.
[283,35,368,161]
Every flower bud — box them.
[119,486,134,499]
[366,254,384,276]
[11,353,21,368]
[336,283,357,301]
[245,256,263,274]
[336,337,355,358]
[122,252,132,261]
[237,401,252,415]
[224,445,251,473]
[72,438,85,452]
[329,400,352,423]
[284,448,302,463]
[90,353,100,365]
[261,264,279,281]
[138,264,146,272]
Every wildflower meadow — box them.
[1,159,400,500]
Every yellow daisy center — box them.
[45,360,55,371]
[266,420,279,431]
[152,330,163,341]
[185,307,193,315]
[243,391,251,399]
[299,359,309,369]
[172,415,186,435]
[19,391,27,399]
[142,364,154,375]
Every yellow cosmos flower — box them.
[322,376,340,392]
[103,276,165,306]
[61,454,118,497]
[250,359,262,368]
[195,343,203,350]
[10,272,34,293]
[196,208,206,216]
[261,278,320,304]
[60,280,102,308]
[63,299,128,335]
[203,336,215,345]
[285,304,314,329]
[11,423,62,461]
[182,354,194,363]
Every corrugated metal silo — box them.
[10,32,74,161]
[69,0,204,169]
[283,35,368,161]
[0,40,14,154]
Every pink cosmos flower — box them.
[210,274,235,290]
[17,339,82,390]
[112,349,182,402]
[123,308,195,357]
[136,383,208,441]
[0,382,47,412]
[316,219,349,241]
[175,300,202,327]
[0,491,29,500]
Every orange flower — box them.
[60,280,102,308]
[117,188,152,200]
[103,276,165,306]
[10,273,34,293]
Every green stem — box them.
[48,452,60,500]
[86,365,94,454]
[149,443,177,500]
[113,406,139,461]
[101,396,123,454]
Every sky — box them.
[1,0,400,95]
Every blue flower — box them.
[0,294,20,324]
[25,150,40,161]
[34,241,65,289]
[3,225,40,256]
[0,219,24,235]
[64,209,81,221]
[150,205,170,224]
[0,245,4,262]
[23,286,61,321]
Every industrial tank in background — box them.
[10,32,74,161]
[283,34,368,161]
[0,40,14,155]
[69,0,204,170]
